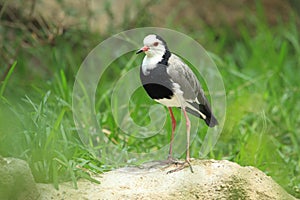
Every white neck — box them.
[142,55,162,75]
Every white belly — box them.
[155,96,181,107]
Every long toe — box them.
[166,159,194,174]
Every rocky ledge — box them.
[37,159,297,200]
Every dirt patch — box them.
[2,0,298,33]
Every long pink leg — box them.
[182,108,191,162]
[168,107,176,160]
[166,107,194,173]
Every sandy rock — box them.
[37,159,297,200]
[0,156,39,200]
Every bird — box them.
[136,34,218,173]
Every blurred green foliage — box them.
[0,0,299,197]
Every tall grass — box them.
[204,15,300,196]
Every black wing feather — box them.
[185,102,218,127]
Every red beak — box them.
[136,46,149,54]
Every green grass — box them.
[207,16,300,196]
[0,1,299,198]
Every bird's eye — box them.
[153,42,159,46]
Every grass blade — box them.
[0,61,17,98]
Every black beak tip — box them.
[136,49,143,54]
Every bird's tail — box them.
[185,103,218,127]
[204,110,218,127]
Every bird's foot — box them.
[166,156,181,164]
[139,157,182,170]
[166,158,194,174]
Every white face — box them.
[143,34,166,57]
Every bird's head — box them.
[136,34,168,57]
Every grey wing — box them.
[167,54,207,104]
[167,54,218,127]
